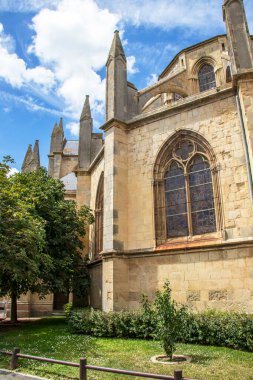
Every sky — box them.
[0,0,252,172]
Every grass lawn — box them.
[0,317,252,380]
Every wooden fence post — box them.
[79,357,87,380]
[10,348,20,370]
[174,369,183,380]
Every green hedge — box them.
[66,307,253,352]
[67,308,156,339]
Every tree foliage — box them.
[0,157,94,322]
[154,281,188,359]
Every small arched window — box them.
[95,173,104,257]
[198,64,216,92]
[226,66,232,83]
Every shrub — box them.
[63,302,73,320]
[180,310,253,351]
[154,281,188,358]
[67,289,253,352]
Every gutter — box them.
[236,94,253,208]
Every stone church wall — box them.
[100,89,253,313]
[107,242,253,313]
[127,90,253,251]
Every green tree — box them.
[0,158,94,322]
[154,281,188,359]
[0,158,50,322]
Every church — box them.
[16,0,253,316]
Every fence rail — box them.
[0,348,197,380]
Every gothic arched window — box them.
[95,173,104,257]
[198,64,216,92]
[154,133,220,245]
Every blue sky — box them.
[0,0,252,171]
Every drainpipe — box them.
[236,94,253,208]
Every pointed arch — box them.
[192,56,218,76]
[191,57,218,93]
[226,66,232,83]
[95,172,104,257]
[153,130,222,245]
[154,130,216,180]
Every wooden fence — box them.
[0,348,198,380]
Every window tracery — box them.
[153,132,221,245]
[165,141,216,238]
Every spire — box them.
[32,140,40,169]
[105,31,128,121]
[106,30,126,65]
[50,122,58,154]
[21,144,33,172]
[59,117,63,132]
[80,95,91,121]
[21,140,40,173]
[52,122,58,135]
[50,118,64,153]
[78,95,93,170]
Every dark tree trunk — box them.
[11,293,18,323]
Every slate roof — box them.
[63,140,79,155]
[60,172,77,191]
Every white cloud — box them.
[28,0,120,119]
[1,0,252,133]
[7,167,19,177]
[24,67,56,92]
[0,90,66,118]
[100,0,253,35]
[0,24,26,87]
[146,73,158,86]
[0,23,55,90]
[98,0,225,33]
[0,0,60,12]
[127,55,138,75]
[66,121,79,137]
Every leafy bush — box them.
[63,302,73,320]
[154,281,189,358]
[180,310,253,351]
[67,286,253,352]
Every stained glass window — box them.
[95,174,104,257]
[165,162,188,237]
[198,64,216,92]
[189,156,216,235]
[175,141,194,160]
[164,143,216,238]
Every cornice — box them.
[233,70,253,84]
[100,118,129,133]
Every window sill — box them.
[156,231,223,251]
